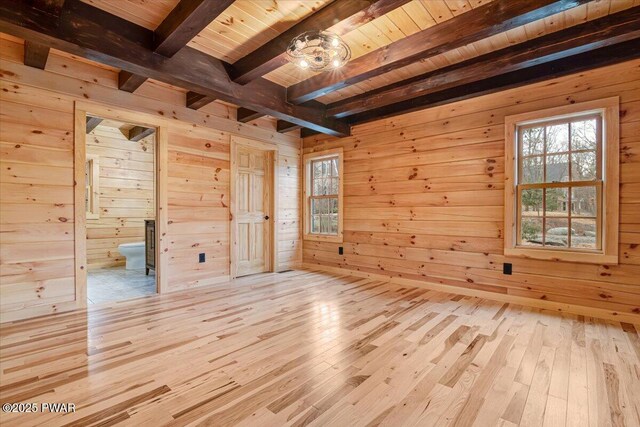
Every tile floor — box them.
[87,267,156,304]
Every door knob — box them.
[264,215,270,220]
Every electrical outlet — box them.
[199,253,205,263]
[338,246,344,255]
[503,263,512,275]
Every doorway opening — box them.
[84,116,157,304]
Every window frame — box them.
[309,157,339,236]
[303,147,344,243]
[515,114,603,250]
[85,154,100,220]
[504,97,619,264]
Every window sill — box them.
[304,233,343,243]
[504,247,618,265]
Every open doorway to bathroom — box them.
[84,115,157,304]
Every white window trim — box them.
[303,147,344,243]
[504,97,619,264]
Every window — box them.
[85,154,100,219]
[310,157,339,234]
[518,115,601,250]
[504,98,619,264]
[303,148,343,242]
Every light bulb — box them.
[331,38,339,47]
[332,59,341,68]
[299,59,309,69]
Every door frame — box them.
[230,135,278,279]
[73,101,169,307]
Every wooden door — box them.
[236,147,271,277]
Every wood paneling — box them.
[230,0,413,84]
[0,35,302,322]
[74,0,635,106]
[287,0,597,104]
[314,0,637,104]
[0,270,638,426]
[326,8,640,118]
[303,59,640,321]
[0,0,350,137]
[153,0,235,58]
[71,0,490,90]
[0,84,76,320]
[118,0,235,93]
[343,39,640,125]
[166,130,230,289]
[85,123,155,269]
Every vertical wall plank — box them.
[73,107,87,309]
[156,125,169,294]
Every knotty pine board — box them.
[0,35,302,322]
[316,0,636,103]
[303,59,640,321]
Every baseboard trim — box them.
[301,263,640,324]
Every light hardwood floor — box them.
[0,269,638,427]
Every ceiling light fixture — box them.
[286,30,351,71]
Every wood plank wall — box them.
[166,131,230,289]
[0,34,302,322]
[86,124,155,269]
[303,59,640,322]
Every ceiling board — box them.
[80,0,179,29]
[187,1,332,64]
[315,0,636,103]
[263,0,479,87]
[74,0,637,109]
[76,0,491,91]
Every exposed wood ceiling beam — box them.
[328,7,640,118]
[85,116,103,133]
[22,0,64,70]
[30,0,66,16]
[0,0,350,136]
[276,121,302,134]
[230,0,412,85]
[301,128,320,139]
[237,108,265,123]
[189,0,411,111]
[118,71,148,92]
[41,0,152,96]
[66,1,153,45]
[235,98,331,126]
[24,41,50,69]
[287,0,590,104]
[118,0,234,93]
[154,0,234,57]
[186,91,214,110]
[128,126,155,142]
[347,39,640,125]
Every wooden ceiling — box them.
[314,0,638,104]
[2,0,639,136]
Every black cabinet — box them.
[145,219,155,275]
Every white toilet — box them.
[118,241,145,270]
